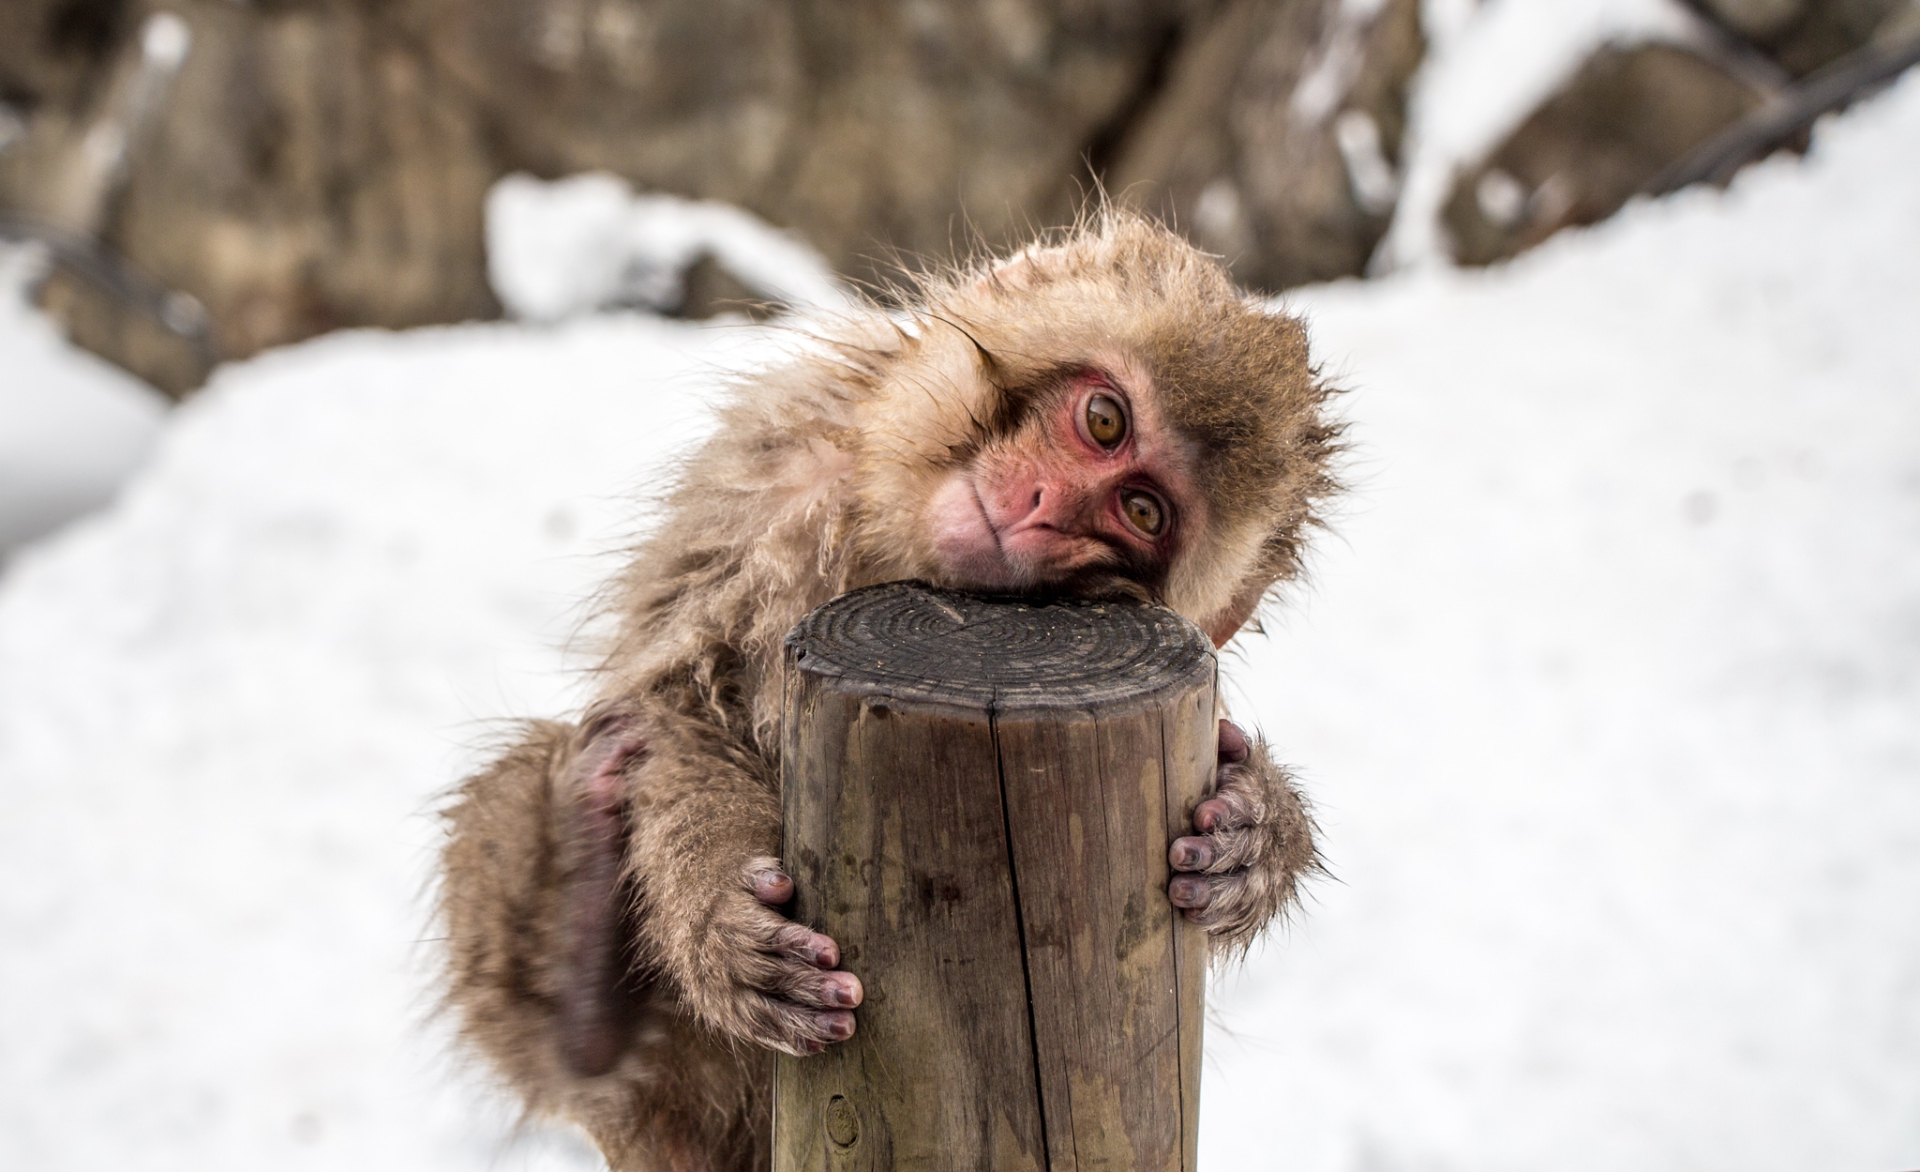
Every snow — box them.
[1202,72,1920,1172]
[486,172,849,322]
[0,312,789,1169]
[0,244,169,557]
[4,32,1920,1172]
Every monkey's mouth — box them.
[927,473,1023,591]
[970,482,1006,561]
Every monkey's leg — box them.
[1166,718,1324,953]
[439,720,769,1172]
[442,720,650,1079]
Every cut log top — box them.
[783,581,1214,713]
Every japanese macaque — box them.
[439,211,1339,1172]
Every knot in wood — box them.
[823,1095,859,1148]
[783,582,1213,713]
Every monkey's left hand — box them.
[1166,719,1319,951]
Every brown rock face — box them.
[122,2,500,357]
[395,0,1191,294]
[1442,42,1770,269]
[1686,0,1915,76]
[2,0,500,394]
[1,0,1425,395]
[1108,0,1424,290]
[0,1,131,114]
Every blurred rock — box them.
[3,8,189,238]
[1107,0,1424,289]
[2,5,218,394]
[1442,42,1770,268]
[0,0,497,394]
[115,1,501,360]
[37,266,210,397]
[677,254,775,322]
[0,1,132,116]
[0,0,1424,394]
[394,0,1196,294]
[1685,0,1916,75]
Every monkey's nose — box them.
[1015,482,1073,530]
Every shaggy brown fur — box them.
[438,210,1339,1171]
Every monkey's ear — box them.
[1202,578,1270,648]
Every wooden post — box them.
[775,582,1216,1172]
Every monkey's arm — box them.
[614,705,863,1055]
[1166,719,1323,954]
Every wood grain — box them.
[775,583,1214,1172]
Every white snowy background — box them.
[3,2,1918,1169]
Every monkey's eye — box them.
[1121,490,1165,537]
[1085,394,1127,447]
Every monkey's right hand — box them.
[676,857,864,1056]
[558,714,862,1062]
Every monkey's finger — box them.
[760,919,840,969]
[769,966,864,1011]
[728,960,860,1048]
[1195,769,1267,834]
[1179,870,1276,942]
[1170,826,1261,874]
[812,1009,857,1045]
[733,940,858,1001]
[1217,719,1251,765]
[742,856,795,905]
[775,928,840,970]
[731,924,849,987]
[1191,797,1245,835]
[1169,835,1211,872]
[1168,874,1213,910]
[1208,827,1263,872]
[749,869,795,905]
[737,993,858,1056]
[792,1008,858,1052]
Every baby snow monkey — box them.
[440,210,1338,1171]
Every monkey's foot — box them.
[690,860,863,1056]
[1166,719,1299,943]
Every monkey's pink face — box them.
[926,369,1201,594]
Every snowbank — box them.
[0,244,169,556]
[2,60,1917,1172]
[0,313,769,1170]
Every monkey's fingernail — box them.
[806,933,840,968]
[818,1011,856,1041]
[1193,801,1224,833]
[1170,840,1210,870]
[824,974,863,1007]
[752,870,795,903]
[1168,876,1210,908]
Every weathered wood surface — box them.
[775,582,1215,1172]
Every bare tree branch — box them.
[1647,33,1920,196]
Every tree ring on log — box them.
[784,581,1214,713]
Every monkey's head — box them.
[854,211,1339,647]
